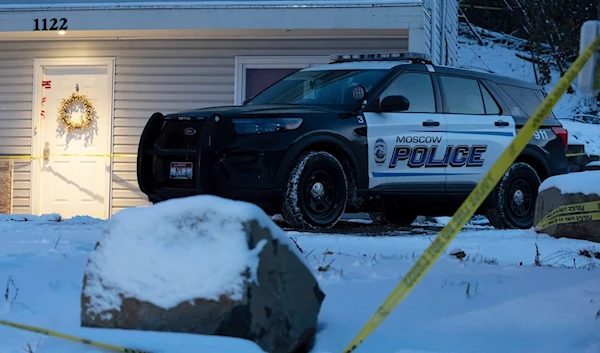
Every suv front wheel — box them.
[485,162,541,229]
[281,151,348,229]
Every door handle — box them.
[495,120,510,127]
[422,120,440,127]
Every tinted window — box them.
[480,83,501,115]
[440,75,485,115]
[498,84,544,117]
[380,72,436,113]
[247,69,389,111]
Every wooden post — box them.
[0,160,13,214]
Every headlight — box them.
[232,118,303,135]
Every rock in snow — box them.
[535,171,600,243]
[80,195,325,353]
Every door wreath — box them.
[58,92,95,131]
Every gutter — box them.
[0,0,423,11]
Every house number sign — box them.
[33,18,68,31]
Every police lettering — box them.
[389,144,487,168]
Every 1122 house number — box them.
[33,18,68,31]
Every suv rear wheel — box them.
[281,151,348,229]
[485,162,541,229]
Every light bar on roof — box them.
[329,52,432,63]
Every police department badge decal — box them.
[374,138,387,165]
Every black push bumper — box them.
[136,113,285,212]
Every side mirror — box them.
[380,95,410,112]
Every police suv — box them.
[136,52,569,230]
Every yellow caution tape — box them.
[0,319,153,353]
[534,200,600,231]
[0,153,137,160]
[565,152,587,157]
[537,211,600,230]
[342,34,600,353]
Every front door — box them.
[364,71,447,191]
[35,60,113,219]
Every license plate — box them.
[170,162,193,180]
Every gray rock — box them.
[534,186,600,243]
[81,209,324,353]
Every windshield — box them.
[245,69,389,110]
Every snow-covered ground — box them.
[457,29,600,157]
[2,26,600,353]
[1,213,600,353]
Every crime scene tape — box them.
[0,319,153,353]
[535,200,600,231]
[341,34,600,353]
[0,153,137,160]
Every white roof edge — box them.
[0,0,423,11]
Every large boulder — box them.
[81,195,324,353]
[534,171,600,243]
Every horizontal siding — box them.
[0,36,409,217]
[424,8,432,55]
[443,0,459,66]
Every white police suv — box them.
[136,52,570,230]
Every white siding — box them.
[443,0,459,66]
[0,36,409,215]
[423,6,433,56]
[422,0,458,66]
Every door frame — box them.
[30,57,116,218]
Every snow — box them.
[457,30,600,157]
[539,170,600,195]
[561,119,600,156]
[2,23,600,353]
[83,195,295,313]
[2,216,600,353]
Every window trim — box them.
[234,56,330,105]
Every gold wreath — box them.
[58,92,95,131]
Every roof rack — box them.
[329,52,432,64]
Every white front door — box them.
[34,60,114,219]
[364,71,447,190]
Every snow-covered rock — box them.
[80,195,324,353]
[534,171,600,243]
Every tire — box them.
[368,205,417,226]
[485,162,541,229]
[281,151,348,229]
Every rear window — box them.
[498,84,556,119]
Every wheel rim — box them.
[303,170,336,220]
[507,178,535,222]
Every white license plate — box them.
[170,162,193,180]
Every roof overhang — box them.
[0,0,426,37]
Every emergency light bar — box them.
[329,52,432,64]
[578,20,600,96]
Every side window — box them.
[480,83,501,115]
[439,75,485,115]
[497,84,543,117]
[380,72,436,113]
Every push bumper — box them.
[137,113,285,212]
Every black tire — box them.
[281,151,348,229]
[485,162,541,229]
[368,205,417,226]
